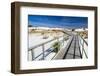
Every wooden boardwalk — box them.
[28,30,87,60]
[63,34,82,59]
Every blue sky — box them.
[28,15,88,29]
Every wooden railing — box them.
[79,35,88,58]
[28,36,64,61]
[28,33,88,60]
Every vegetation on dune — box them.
[52,41,60,53]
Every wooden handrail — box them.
[29,36,63,51]
[79,35,88,58]
[79,35,88,46]
[28,36,64,60]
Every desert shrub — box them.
[64,36,69,41]
[52,41,60,53]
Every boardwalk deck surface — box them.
[63,34,82,59]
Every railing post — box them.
[63,35,64,45]
[79,35,88,59]
[78,36,82,58]
[42,44,45,60]
[31,49,34,61]
[82,39,84,58]
[79,36,83,58]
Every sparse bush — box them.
[52,41,60,53]
[64,36,69,41]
